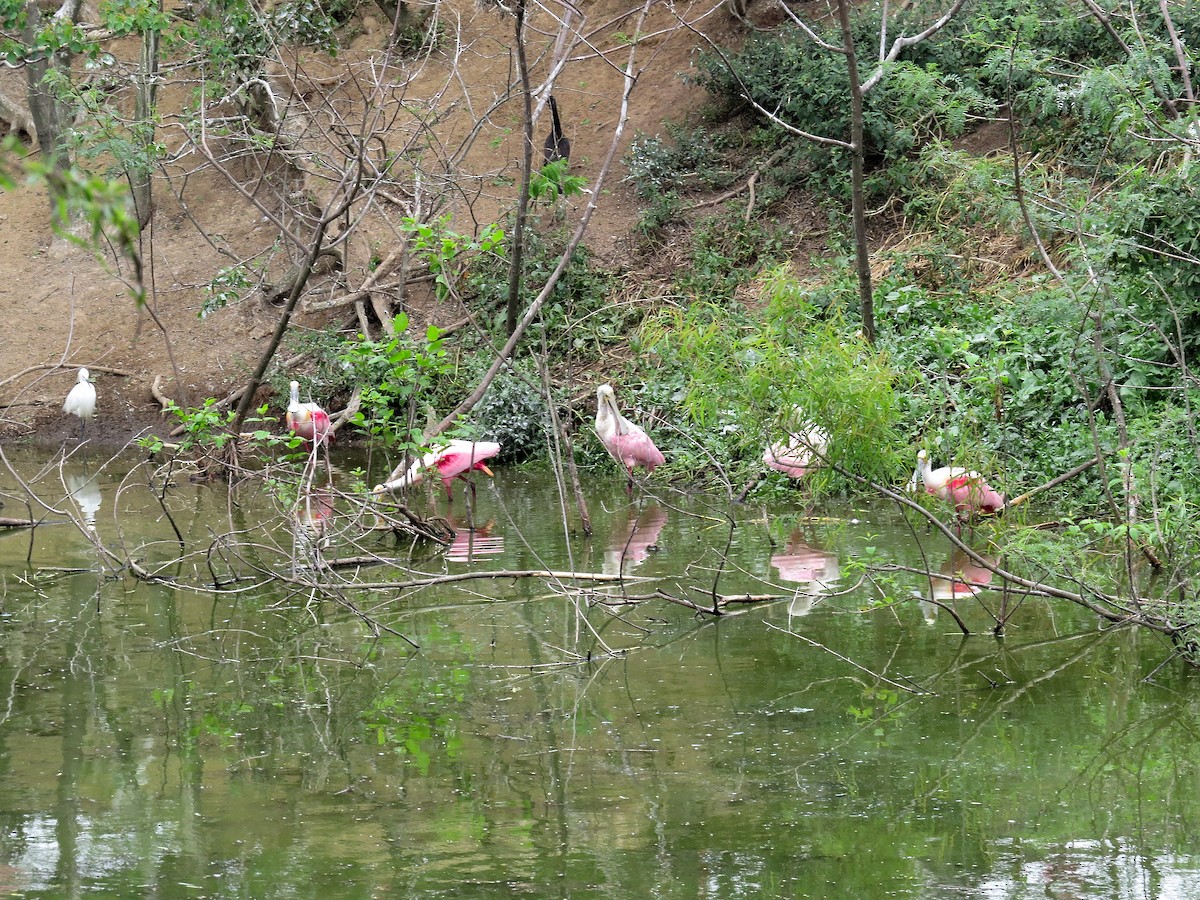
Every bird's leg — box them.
[321,445,334,486]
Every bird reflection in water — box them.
[66,472,102,530]
[921,549,995,624]
[603,504,667,575]
[293,489,335,559]
[445,517,504,563]
[770,528,840,618]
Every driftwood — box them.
[0,516,40,528]
[150,374,172,412]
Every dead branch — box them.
[1006,456,1101,508]
[686,146,787,214]
[150,374,172,412]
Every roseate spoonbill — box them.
[922,550,996,624]
[916,449,1005,517]
[763,415,829,478]
[376,440,501,500]
[446,517,504,563]
[595,384,665,477]
[543,95,570,164]
[63,368,96,440]
[293,488,335,556]
[286,380,332,446]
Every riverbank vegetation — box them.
[5,0,1200,661]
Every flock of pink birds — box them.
[281,380,1007,518]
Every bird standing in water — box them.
[543,95,570,164]
[595,384,665,479]
[286,380,332,447]
[916,449,1005,518]
[63,368,96,441]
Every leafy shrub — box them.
[337,315,449,451]
[469,366,550,463]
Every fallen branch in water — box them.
[587,587,787,616]
[311,568,648,591]
[0,516,41,528]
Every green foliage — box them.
[640,265,903,489]
[693,14,992,174]
[140,399,292,455]
[190,0,345,83]
[462,232,632,363]
[402,216,506,302]
[202,265,256,317]
[676,212,788,302]
[337,315,450,451]
[469,364,550,462]
[529,159,587,204]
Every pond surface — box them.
[0,448,1198,898]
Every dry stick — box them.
[391,4,652,480]
[301,568,641,591]
[503,0,535,338]
[538,337,591,536]
[766,621,931,695]
[0,362,134,391]
[687,146,787,213]
[304,273,434,312]
[0,517,42,528]
[1004,455,1101,508]
[1159,0,1195,104]
[150,374,172,412]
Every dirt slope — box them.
[0,0,744,446]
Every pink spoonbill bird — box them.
[63,367,96,440]
[286,380,333,447]
[376,439,501,500]
[916,449,1005,518]
[595,384,665,478]
[763,412,829,478]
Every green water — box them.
[0,451,1197,898]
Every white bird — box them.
[66,472,102,529]
[63,368,96,440]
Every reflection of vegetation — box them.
[362,631,472,774]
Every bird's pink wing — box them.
[611,432,665,471]
[946,474,1005,513]
[311,409,333,444]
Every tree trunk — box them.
[504,0,533,337]
[835,0,875,344]
[130,2,162,228]
[24,0,83,212]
